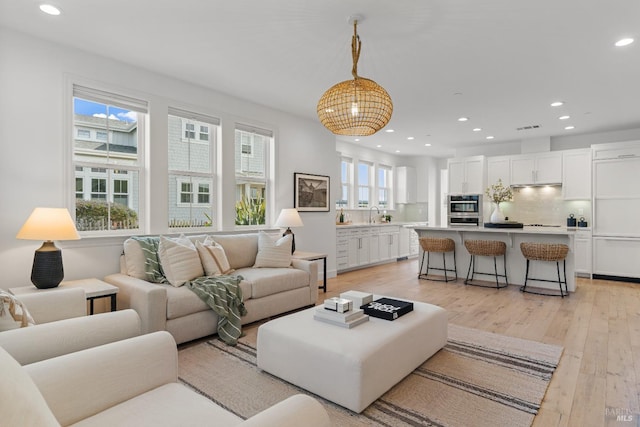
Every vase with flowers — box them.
[485,179,513,223]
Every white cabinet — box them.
[593,237,640,279]
[398,226,411,258]
[574,229,592,277]
[338,228,370,270]
[563,149,591,200]
[592,140,640,160]
[593,157,640,237]
[487,156,511,187]
[369,231,380,264]
[336,230,349,271]
[378,226,399,261]
[448,156,486,195]
[395,166,417,204]
[409,229,419,256]
[510,152,562,185]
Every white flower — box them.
[485,179,513,204]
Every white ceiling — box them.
[1,0,639,157]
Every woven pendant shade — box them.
[317,19,393,136]
[317,77,393,136]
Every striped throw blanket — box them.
[187,276,247,345]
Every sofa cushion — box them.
[123,237,148,280]
[0,290,35,332]
[71,383,243,427]
[165,281,252,320]
[212,234,259,269]
[253,231,292,268]
[235,267,309,299]
[0,346,60,427]
[158,235,204,287]
[196,237,234,276]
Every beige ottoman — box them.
[256,297,448,413]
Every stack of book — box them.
[314,300,369,329]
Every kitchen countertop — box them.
[336,221,428,229]
[410,225,578,235]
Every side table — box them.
[10,278,118,315]
[292,251,328,292]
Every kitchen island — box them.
[411,226,577,292]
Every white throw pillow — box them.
[195,236,221,276]
[253,231,292,268]
[157,235,204,287]
[0,291,35,332]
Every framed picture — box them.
[294,173,330,212]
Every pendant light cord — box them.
[351,21,361,79]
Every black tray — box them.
[484,222,524,228]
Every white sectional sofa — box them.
[104,233,319,344]
[1,331,332,427]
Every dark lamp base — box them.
[282,228,296,254]
[31,241,64,289]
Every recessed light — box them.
[550,101,564,107]
[558,115,570,120]
[395,150,400,153]
[39,4,61,15]
[615,38,634,47]
[407,136,414,140]
[457,117,469,122]
[564,126,575,130]
[354,138,360,142]
[473,128,482,132]
[376,144,382,148]
[385,129,394,133]
[424,143,432,147]
[486,136,494,140]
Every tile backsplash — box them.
[493,186,591,226]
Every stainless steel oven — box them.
[448,195,482,226]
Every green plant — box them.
[75,199,138,230]
[235,195,265,225]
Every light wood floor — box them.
[320,258,640,427]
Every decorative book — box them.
[314,307,364,323]
[362,298,414,321]
[313,312,369,329]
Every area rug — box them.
[178,324,563,426]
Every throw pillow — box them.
[196,236,234,275]
[253,231,292,268]
[196,236,221,276]
[157,235,204,287]
[0,291,35,332]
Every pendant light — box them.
[317,16,393,136]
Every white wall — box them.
[0,27,338,288]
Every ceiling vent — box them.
[516,124,541,131]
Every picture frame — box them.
[294,173,330,212]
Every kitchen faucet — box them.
[369,206,380,223]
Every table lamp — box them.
[16,207,81,289]
[274,208,303,254]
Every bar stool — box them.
[519,242,569,297]
[463,240,508,289]
[418,237,457,282]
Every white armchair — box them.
[1,287,141,365]
[0,331,332,427]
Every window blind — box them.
[235,123,274,138]
[73,85,148,113]
[168,107,220,126]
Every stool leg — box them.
[503,253,509,286]
[563,260,568,296]
[465,255,473,285]
[556,261,564,298]
[426,251,431,277]
[453,250,458,280]
[419,250,426,278]
[521,259,530,293]
[493,256,499,289]
[443,253,448,282]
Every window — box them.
[168,108,219,229]
[235,124,272,226]
[357,161,373,208]
[377,165,392,209]
[72,85,146,233]
[337,157,352,208]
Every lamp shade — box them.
[16,208,81,241]
[274,209,304,228]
